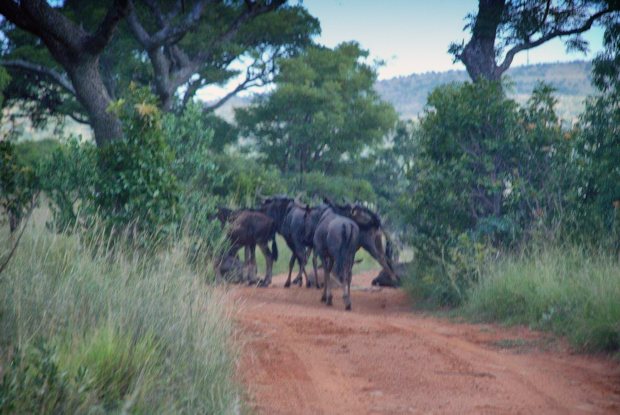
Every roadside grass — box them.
[0,213,241,414]
[461,244,620,354]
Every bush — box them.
[403,234,495,307]
[463,244,620,353]
[38,137,96,230]
[0,217,240,413]
[98,86,180,235]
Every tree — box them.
[576,17,620,232]
[0,0,319,143]
[450,0,619,82]
[0,0,130,146]
[125,0,318,111]
[236,42,398,179]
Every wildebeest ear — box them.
[323,196,334,206]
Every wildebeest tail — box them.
[270,231,278,262]
[335,223,353,282]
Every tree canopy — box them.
[0,0,319,145]
[450,0,619,82]
[235,42,398,179]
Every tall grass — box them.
[463,244,620,353]
[0,215,241,414]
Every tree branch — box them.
[84,0,130,54]
[0,58,76,95]
[203,63,271,113]
[498,7,613,75]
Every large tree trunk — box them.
[459,0,506,82]
[0,0,129,146]
[67,58,123,146]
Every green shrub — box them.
[38,137,96,230]
[94,86,180,237]
[403,234,495,307]
[0,141,38,232]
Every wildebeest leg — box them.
[284,254,296,288]
[312,251,321,289]
[343,267,353,311]
[323,257,333,306]
[245,245,258,285]
[257,243,274,287]
[291,247,304,287]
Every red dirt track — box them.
[233,271,620,415]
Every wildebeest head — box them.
[334,202,398,282]
[260,195,293,229]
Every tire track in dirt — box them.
[233,271,620,415]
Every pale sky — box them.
[304,0,605,79]
[198,0,605,100]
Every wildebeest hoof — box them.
[284,281,291,288]
[257,279,270,288]
[326,297,333,306]
[345,304,352,311]
[306,281,312,288]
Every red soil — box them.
[233,271,620,415]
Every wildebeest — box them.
[312,204,360,310]
[215,206,278,286]
[260,196,320,289]
[310,199,400,310]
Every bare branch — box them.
[498,7,614,75]
[0,58,76,95]
[203,62,273,113]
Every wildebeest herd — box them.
[215,195,399,311]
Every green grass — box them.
[252,235,381,277]
[462,244,620,353]
[0,213,241,414]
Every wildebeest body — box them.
[261,196,318,288]
[216,207,278,286]
[313,207,359,310]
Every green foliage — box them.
[400,81,578,305]
[0,66,9,107]
[404,234,495,307]
[0,141,37,232]
[0,341,77,414]
[236,42,398,178]
[98,86,179,234]
[463,244,620,353]
[39,138,96,230]
[288,171,377,204]
[574,20,620,248]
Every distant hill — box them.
[375,61,595,121]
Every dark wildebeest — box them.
[260,196,318,288]
[311,200,399,310]
[214,206,278,286]
[321,199,398,283]
[312,204,360,310]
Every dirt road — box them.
[233,271,620,414]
